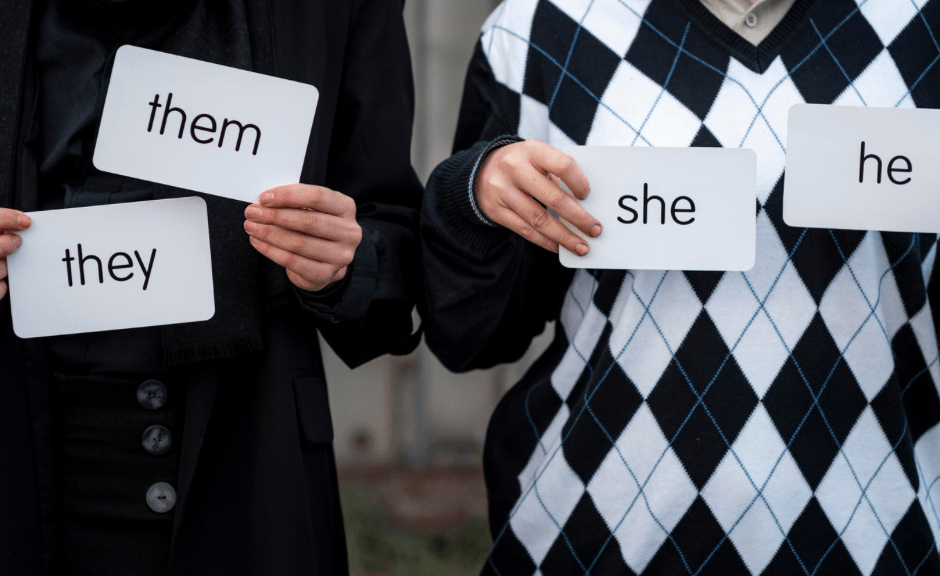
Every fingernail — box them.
[18,214,30,227]
[244,220,258,233]
[260,192,274,204]
[590,224,602,237]
[576,243,589,256]
[12,235,21,248]
[245,205,262,220]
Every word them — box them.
[62,244,157,291]
[147,93,262,155]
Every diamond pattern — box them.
[474,0,940,574]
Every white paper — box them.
[94,45,319,204]
[7,197,215,338]
[784,104,940,233]
[559,146,756,271]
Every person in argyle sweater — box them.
[420,0,940,575]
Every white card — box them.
[94,45,319,204]
[559,147,756,271]
[7,197,215,338]
[784,104,940,233]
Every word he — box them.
[618,184,696,225]
[859,141,912,185]
[62,244,158,291]
[147,93,262,155]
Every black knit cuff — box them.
[293,226,377,324]
[433,135,522,253]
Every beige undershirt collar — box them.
[699,0,799,46]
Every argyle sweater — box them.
[420,0,940,575]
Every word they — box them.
[147,93,262,155]
[62,244,158,291]
[618,184,696,225]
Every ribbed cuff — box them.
[468,136,523,226]
[433,135,522,253]
[293,227,377,324]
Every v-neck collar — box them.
[674,0,818,73]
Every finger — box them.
[0,234,22,257]
[243,220,355,267]
[0,210,30,232]
[0,258,7,281]
[0,281,6,301]
[488,208,559,254]
[249,236,342,286]
[514,165,602,238]
[527,141,591,200]
[244,205,361,243]
[503,192,589,256]
[257,184,353,217]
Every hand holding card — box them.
[0,208,31,300]
[244,184,362,292]
[475,140,602,255]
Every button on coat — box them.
[137,380,167,410]
[141,425,172,456]
[146,482,176,513]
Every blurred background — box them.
[322,1,556,574]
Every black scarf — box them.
[3,0,289,364]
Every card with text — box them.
[94,45,319,204]
[784,104,940,233]
[7,197,215,339]
[559,147,756,271]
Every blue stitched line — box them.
[912,0,940,53]
[736,1,871,150]
[586,228,811,576]
[813,418,914,576]
[490,25,653,146]
[631,23,691,146]
[914,455,940,544]
[548,0,598,113]
[904,356,940,396]
[737,236,918,575]
[486,271,668,572]
[478,0,940,572]
[912,542,939,576]
[895,54,940,108]
[523,271,601,455]
[485,0,509,57]
[811,18,867,105]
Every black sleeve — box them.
[297,0,423,369]
[420,40,573,373]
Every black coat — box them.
[0,0,422,574]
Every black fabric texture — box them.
[28,0,287,366]
[51,374,185,576]
[1,0,423,573]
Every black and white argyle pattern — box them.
[476,0,940,574]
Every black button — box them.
[146,482,176,513]
[137,380,167,410]
[141,425,172,456]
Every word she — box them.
[618,184,696,225]
[859,141,911,185]
[147,93,262,155]
[62,244,158,290]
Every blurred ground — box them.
[341,465,492,576]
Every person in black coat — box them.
[0,0,421,574]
